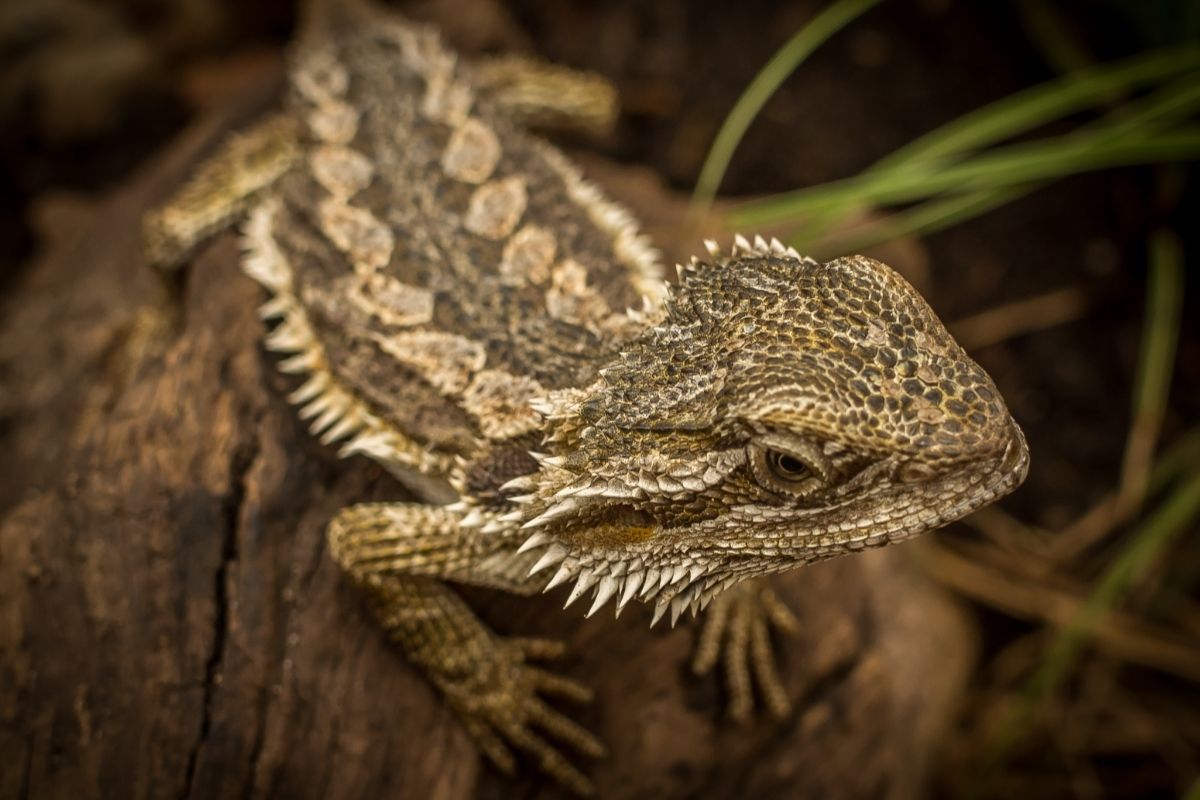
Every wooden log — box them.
[0,70,973,800]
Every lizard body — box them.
[144,0,1029,793]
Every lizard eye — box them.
[766,450,810,480]
[748,436,830,499]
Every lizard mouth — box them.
[512,496,714,624]
[511,420,1030,626]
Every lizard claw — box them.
[692,581,799,722]
[436,635,602,796]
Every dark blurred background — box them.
[1,1,1196,798]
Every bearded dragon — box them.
[143,0,1030,793]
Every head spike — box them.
[499,475,537,493]
[521,497,580,529]
[530,452,567,468]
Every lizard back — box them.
[244,14,665,491]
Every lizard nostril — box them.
[896,462,939,483]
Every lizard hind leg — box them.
[467,54,618,140]
[143,113,300,272]
[327,502,605,795]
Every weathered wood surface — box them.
[0,72,973,800]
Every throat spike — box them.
[564,570,598,609]
[617,571,643,611]
[528,544,567,576]
[544,562,574,591]
[585,576,619,618]
[650,601,669,628]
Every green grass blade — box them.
[787,75,1200,252]
[1119,228,1186,508]
[1148,425,1200,495]
[775,52,1200,241]
[873,44,1200,173]
[986,228,1190,768]
[737,127,1200,226]
[688,0,884,216]
[791,187,1025,257]
[1048,480,1200,687]
[1099,73,1200,138]
[993,464,1200,760]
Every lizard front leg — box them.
[327,503,604,795]
[143,113,299,271]
[692,579,801,722]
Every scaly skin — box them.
[144,0,1029,793]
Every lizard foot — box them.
[436,635,605,796]
[692,582,800,722]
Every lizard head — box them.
[512,237,1029,625]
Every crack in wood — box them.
[179,436,259,800]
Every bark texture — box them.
[0,76,974,800]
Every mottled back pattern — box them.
[249,18,664,490]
